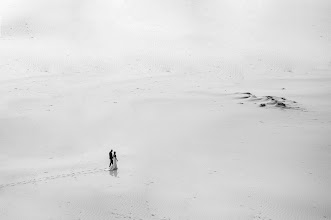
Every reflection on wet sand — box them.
[109,169,118,178]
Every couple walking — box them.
[109,150,118,170]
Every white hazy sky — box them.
[0,0,330,66]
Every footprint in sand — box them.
[0,167,111,189]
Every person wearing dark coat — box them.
[109,150,113,167]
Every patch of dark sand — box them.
[234,92,301,110]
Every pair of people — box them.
[109,150,118,170]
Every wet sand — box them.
[1,0,331,219]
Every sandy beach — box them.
[1,0,331,219]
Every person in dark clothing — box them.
[109,150,113,167]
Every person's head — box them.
[114,151,116,155]
[110,150,113,152]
